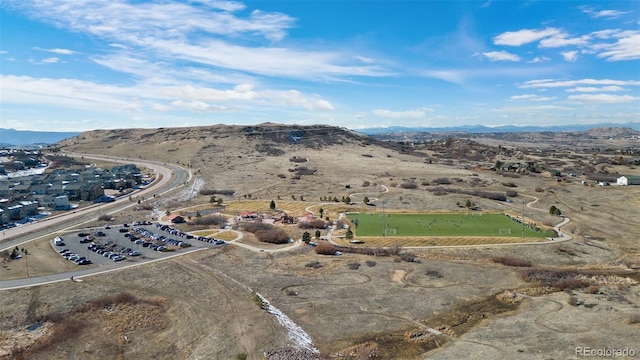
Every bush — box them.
[97,214,113,221]
[305,261,323,268]
[243,222,290,244]
[400,182,418,189]
[365,260,377,267]
[199,189,236,196]
[554,278,590,290]
[347,262,361,270]
[502,182,517,187]
[629,314,640,324]
[518,267,592,290]
[432,177,451,185]
[298,219,327,229]
[491,256,532,267]
[315,242,338,255]
[535,187,545,192]
[505,190,518,197]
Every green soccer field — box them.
[346,212,550,238]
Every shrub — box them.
[554,278,589,290]
[400,182,418,189]
[243,222,290,244]
[365,260,377,267]
[432,177,451,185]
[505,190,518,197]
[199,189,236,196]
[347,262,361,270]
[502,182,517,187]
[585,285,600,294]
[305,261,323,268]
[491,256,532,267]
[362,180,371,187]
[425,270,443,278]
[629,314,640,324]
[97,214,113,221]
[535,187,545,192]
[298,220,327,229]
[315,242,338,255]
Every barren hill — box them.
[56,123,376,163]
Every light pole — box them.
[521,199,526,239]
[382,201,386,238]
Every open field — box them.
[346,212,550,238]
[3,124,639,359]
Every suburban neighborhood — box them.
[0,149,148,228]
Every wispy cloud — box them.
[520,78,640,89]
[581,6,630,19]
[565,86,627,92]
[493,26,639,61]
[7,0,390,81]
[509,94,557,101]
[28,57,60,64]
[1,74,336,113]
[561,50,579,62]
[483,51,521,62]
[371,108,434,119]
[33,47,79,55]
[594,30,640,61]
[493,27,561,46]
[568,94,638,103]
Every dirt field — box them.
[2,124,639,359]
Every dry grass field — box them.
[2,124,639,359]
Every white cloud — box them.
[42,57,60,63]
[371,108,434,119]
[520,78,640,89]
[568,94,638,103]
[594,31,640,61]
[539,34,590,48]
[28,57,60,64]
[528,56,550,63]
[493,27,561,46]
[482,51,521,62]
[7,0,390,81]
[561,50,579,62]
[169,100,231,113]
[509,94,557,101]
[581,7,630,19]
[0,50,8,54]
[493,105,570,112]
[34,47,78,55]
[566,86,627,92]
[0,74,335,113]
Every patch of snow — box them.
[215,270,318,353]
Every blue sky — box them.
[1,0,639,132]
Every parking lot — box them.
[52,221,227,268]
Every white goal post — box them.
[499,228,512,234]
[471,212,483,217]
[384,228,397,235]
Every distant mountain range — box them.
[356,122,640,135]
[0,129,81,147]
